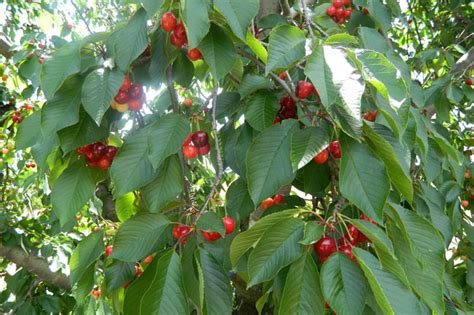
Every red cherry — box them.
[128,84,143,99]
[280,96,296,109]
[28,39,35,46]
[339,245,356,261]
[128,98,143,111]
[223,217,236,235]
[328,141,341,159]
[343,0,351,6]
[362,8,369,15]
[143,255,153,264]
[105,245,113,257]
[201,230,222,242]
[332,0,343,8]
[466,78,473,86]
[363,111,377,122]
[279,72,288,80]
[66,23,73,30]
[260,198,275,210]
[97,158,111,170]
[170,32,185,47]
[314,236,337,258]
[174,22,187,40]
[161,12,177,32]
[187,48,202,61]
[337,17,345,24]
[335,8,345,18]
[105,146,117,159]
[273,117,282,125]
[280,106,297,119]
[93,142,107,157]
[313,149,329,164]
[120,75,132,92]
[342,224,360,245]
[115,91,129,104]
[198,143,210,156]
[273,194,285,204]
[461,200,469,208]
[360,214,376,225]
[296,81,314,99]
[23,104,34,111]
[344,8,352,19]
[183,98,193,107]
[191,131,209,147]
[172,225,191,243]
[327,6,337,16]
[91,288,101,299]
[182,145,198,159]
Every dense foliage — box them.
[0,0,473,314]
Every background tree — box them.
[0,0,473,314]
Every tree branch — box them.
[0,243,71,291]
[0,37,12,59]
[300,0,314,38]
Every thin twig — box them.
[167,66,192,206]
[1,162,9,203]
[198,87,223,213]
[309,21,329,38]
[406,0,423,50]
[300,0,314,38]
[71,1,94,35]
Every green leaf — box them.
[41,41,81,99]
[353,248,421,315]
[70,230,104,285]
[366,0,392,31]
[290,126,330,171]
[16,111,41,150]
[278,252,325,315]
[339,135,389,223]
[73,264,95,305]
[244,90,279,131]
[323,33,359,46]
[293,159,330,197]
[198,24,237,81]
[299,222,324,245]
[305,46,365,115]
[321,252,369,315]
[359,27,390,53]
[420,183,452,244]
[356,50,408,110]
[224,123,254,179]
[230,209,301,266]
[182,0,210,48]
[387,203,445,280]
[215,0,259,41]
[198,248,233,315]
[386,223,445,314]
[216,92,241,120]
[41,75,82,134]
[123,250,188,315]
[247,217,304,286]
[351,219,409,286]
[115,193,139,222]
[58,109,110,154]
[226,178,255,221]
[82,68,124,125]
[139,0,164,16]
[110,128,155,195]
[246,120,297,204]
[266,25,305,75]
[51,162,97,226]
[363,124,413,203]
[104,261,135,292]
[111,8,148,72]
[110,213,170,262]
[142,155,184,213]
[196,212,226,237]
[147,113,190,169]
[173,52,194,88]
[238,74,271,98]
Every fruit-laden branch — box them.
[0,243,71,290]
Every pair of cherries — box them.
[313,140,342,165]
[172,217,236,243]
[260,194,286,210]
[112,75,144,112]
[76,141,117,169]
[182,131,210,159]
[314,214,376,262]
[161,12,203,61]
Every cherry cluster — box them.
[76,141,118,169]
[314,215,376,262]
[182,131,210,159]
[326,0,353,24]
[274,96,297,124]
[25,161,36,169]
[111,75,144,112]
[260,194,286,210]
[172,217,236,243]
[313,140,342,165]
[363,110,378,122]
[161,12,203,61]
[11,104,33,124]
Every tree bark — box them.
[0,243,71,290]
[0,37,12,59]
